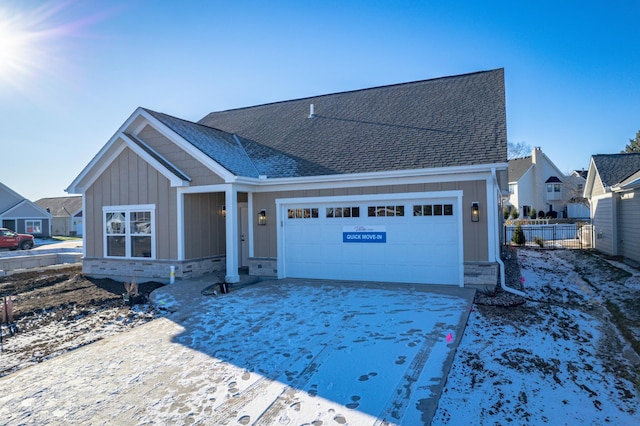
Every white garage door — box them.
[278,193,462,285]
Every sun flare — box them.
[0,20,34,77]
[0,2,108,88]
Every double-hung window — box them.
[25,220,42,234]
[104,205,155,258]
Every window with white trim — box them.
[25,220,42,234]
[104,205,155,258]
[546,183,561,193]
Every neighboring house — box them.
[0,181,51,237]
[67,69,509,287]
[507,147,574,218]
[584,153,640,266]
[35,196,83,237]
[565,170,590,219]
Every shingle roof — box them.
[592,153,640,187]
[196,69,507,178]
[124,132,192,182]
[508,156,532,182]
[35,196,82,217]
[144,109,261,178]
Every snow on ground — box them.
[0,304,156,376]
[434,249,640,425]
[0,282,472,425]
[0,248,639,425]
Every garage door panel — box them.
[282,196,461,285]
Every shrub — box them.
[529,208,537,220]
[510,209,520,220]
[512,223,526,245]
[503,208,510,220]
[534,236,544,247]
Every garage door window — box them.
[368,205,405,217]
[326,206,360,218]
[413,204,454,216]
[287,208,319,219]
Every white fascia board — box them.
[275,190,464,207]
[542,152,567,179]
[612,170,640,192]
[120,133,190,187]
[136,109,237,183]
[67,142,127,194]
[66,108,149,194]
[254,163,506,192]
[612,179,640,192]
[582,158,600,198]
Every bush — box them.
[534,236,544,247]
[538,210,545,218]
[510,209,520,220]
[503,208,510,220]
[529,208,537,220]
[512,223,526,245]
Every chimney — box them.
[532,146,542,164]
[308,103,315,119]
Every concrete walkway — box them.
[1,275,475,425]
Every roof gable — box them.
[0,182,25,213]
[198,69,507,177]
[144,109,261,178]
[2,199,51,219]
[35,196,82,217]
[508,156,532,182]
[592,153,640,187]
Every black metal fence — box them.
[504,223,593,249]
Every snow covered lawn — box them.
[434,248,640,425]
[0,282,473,425]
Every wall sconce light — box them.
[258,209,267,225]
[471,202,480,222]
[220,205,226,217]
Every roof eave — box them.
[244,162,507,190]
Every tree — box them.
[512,223,526,245]
[622,130,640,153]
[508,141,532,160]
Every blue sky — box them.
[1,0,638,201]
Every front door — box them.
[239,204,249,267]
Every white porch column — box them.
[225,186,240,283]
[247,192,255,258]
[176,188,185,261]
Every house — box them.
[506,147,577,218]
[0,182,51,237]
[35,196,83,237]
[565,170,590,219]
[584,153,640,266]
[66,69,509,287]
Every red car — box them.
[0,228,35,250]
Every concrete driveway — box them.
[0,277,474,425]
